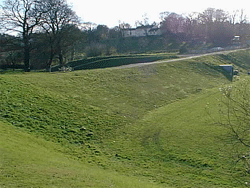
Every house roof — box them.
[136,25,153,29]
[122,28,136,31]
[149,28,160,32]
[122,24,159,31]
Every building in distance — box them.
[122,25,162,37]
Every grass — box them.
[219,50,250,71]
[51,53,178,71]
[1,50,250,187]
[0,120,165,188]
[118,89,234,186]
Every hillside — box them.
[51,53,178,71]
[1,50,250,187]
[0,120,165,188]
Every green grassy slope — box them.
[112,89,235,187]
[0,120,165,188]
[219,50,250,71]
[0,55,229,143]
[1,50,250,187]
[51,53,178,71]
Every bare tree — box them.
[214,9,228,23]
[198,8,235,45]
[218,81,250,185]
[0,0,44,71]
[142,13,149,26]
[239,9,247,24]
[229,10,239,36]
[39,0,79,69]
[185,12,199,38]
[82,22,97,31]
[161,12,187,35]
[159,11,170,21]
[118,22,131,29]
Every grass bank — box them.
[1,50,250,187]
[0,120,165,188]
[51,53,178,71]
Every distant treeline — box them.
[0,2,250,71]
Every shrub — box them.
[85,44,106,57]
[179,45,189,54]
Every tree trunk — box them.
[58,51,63,67]
[23,32,30,72]
[47,48,54,72]
[24,46,30,72]
[70,46,75,61]
[46,58,53,72]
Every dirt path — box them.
[113,48,249,69]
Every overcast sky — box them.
[1,0,249,28]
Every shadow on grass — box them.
[204,63,233,81]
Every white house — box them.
[122,25,162,37]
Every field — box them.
[1,50,250,187]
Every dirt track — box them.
[114,48,249,69]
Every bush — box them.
[85,44,104,57]
[179,45,189,54]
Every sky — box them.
[0,0,249,28]
[67,0,250,28]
